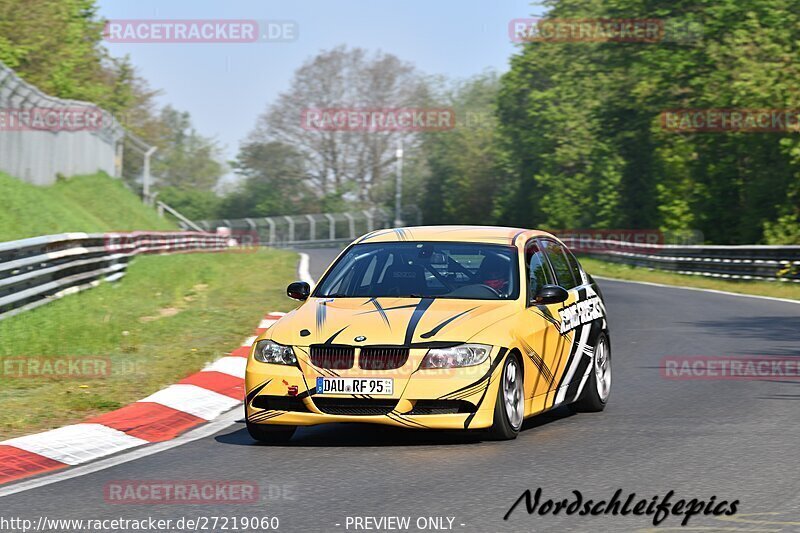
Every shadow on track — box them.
[686,316,800,344]
[215,406,576,447]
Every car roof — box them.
[354,225,557,246]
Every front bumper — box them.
[244,346,504,430]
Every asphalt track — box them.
[1,248,798,532]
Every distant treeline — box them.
[2,0,798,243]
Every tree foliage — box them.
[493,0,800,243]
[0,0,225,195]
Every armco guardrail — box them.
[568,239,800,283]
[0,231,229,321]
[193,206,422,248]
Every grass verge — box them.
[580,257,800,301]
[0,171,175,242]
[0,248,297,439]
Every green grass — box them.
[0,171,175,242]
[580,257,800,301]
[0,248,297,439]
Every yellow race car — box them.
[245,226,610,442]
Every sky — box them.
[97,0,545,175]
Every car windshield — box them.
[315,242,519,300]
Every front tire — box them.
[485,354,524,440]
[246,421,296,444]
[572,333,611,412]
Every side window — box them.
[540,239,578,290]
[564,248,585,286]
[524,239,553,304]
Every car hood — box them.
[269,296,517,347]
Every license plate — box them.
[316,377,393,395]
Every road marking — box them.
[299,252,314,286]
[258,318,278,329]
[202,356,247,378]
[242,335,257,346]
[0,410,241,498]
[138,384,240,421]
[2,425,147,466]
[594,276,800,306]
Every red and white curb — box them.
[0,312,286,486]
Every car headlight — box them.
[421,343,492,369]
[253,340,297,365]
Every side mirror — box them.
[534,284,569,305]
[287,281,310,301]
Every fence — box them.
[566,239,800,283]
[191,213,799,282]
[0,231,230,321]
[1,225,796,322]
[0,61,125,186]
[193,206,422,248]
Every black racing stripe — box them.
[553,323,584,394]
[520,337,554,384]
[357,303,419,314]
[385,412,418,429]
[566,319,603,401]
[388,412,429,429]
[437,360,495,399]
[403,298,435,346]
[565,351,592,401]
[409,341,463,349]
[355,230,377,243]
[448,384,489,401]
[370,298,391,328]
[437,347,508,401]
[359,229,395,243]
[464,348,509,428]
[248,411,283,423]
[544,329,569,407]
[316,300,329,330]
[294,348,338,377]
[530,305,561,329]
[419,307,478,339]
[324,326,348,345]
[295,385,318,399]
[246,379,272,406]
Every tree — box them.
[222,141,315,217]
[495,0,800,243]
[243,45,428,207]
[419,72,502,225]
[151,106,225,191]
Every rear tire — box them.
[485,354,524,440]
[572,333,611,412]
[246,422,296,444]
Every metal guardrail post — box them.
[344,213,356,239]
[283,216,295,243]
[363,210,374,232]
[156,201,205,232]
[325,214,336,240]
[305,214,316,241]
[265,217,276,245]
